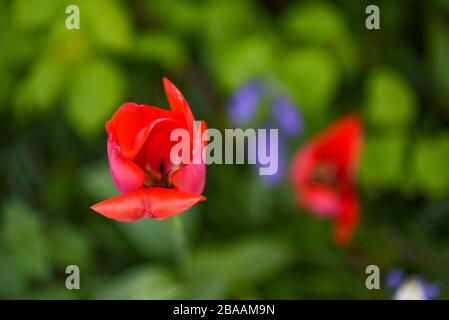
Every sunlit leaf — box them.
[132,32,188,71]
[365,67,417,129]
[359,134,407,189]
[282,2,359,76]
[411,134,449,198]
[11,0,61,30]
[281,48,340,120]
[81,0,133,52]
[65,59,125,136]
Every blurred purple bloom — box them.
[254,125,286,185]
[272,96,303,137]
[387,270,442,300]
[385,269,404,289]
[416,276,442,300]
[227,81,262,126]
[259,138,286,186]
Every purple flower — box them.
[416,275,442,300]
[386,270,442,300]
[385,269,404,289]
[227,81,262,126]
[272,96,303,137]
[259,137,286,186]
[226,80,304,186]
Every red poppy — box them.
[290,115,363,246]
[91,78,206,222]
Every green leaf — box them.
[282,2,358,76]
[14,55,65,116]
[11,0,61,30]
[132,32,188,71]
[81,0,133,52]
[145,0,198,36]
[48,225,92,270]
[281,48,340,120]
[82,162,117,200]
[66,60,125,136]
[411,134,449,198]
[365,67,417,129]
[213,35,278,92]
[188,237,292,299]
[359,134,407,190]
[95,266,184,299]
[0,253,26,298]
[1,200,49,280]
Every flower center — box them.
[311,161,339,189]
[143,161,173,188]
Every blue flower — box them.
[386,269,441,300]
[226,80,304,185]
[272,96,303,137]
[227,81,263,126]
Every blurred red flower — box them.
[91,78,206,222]
[290,115,363,246]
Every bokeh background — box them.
[1,0,449,299]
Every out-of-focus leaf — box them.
[365,67,417,129]
[119,208,198,260]
[411,135,449,198]
[213,35,278,92]
[281,48,340,121]
[1,200,49,280]
[359,134,407,190]
[132,32,188,71]
[96,266,183,299]
[0,253,26,298]
[81,0,133,52]
[82,162,117,200]
[247,173,272,225]
[26,285,82,300]
[48,225,92,270]
[11,0,61,30]
[66,60,125,136]
[282,2,358,75]
[145,0,198,36]
[200,0,264,50]
[14,55,65,116]
[188,237,292,299]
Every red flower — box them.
[91,78,206,222]
[290,115,363,246]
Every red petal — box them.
[296,185,342,218]
[134,118,182,177]
[333,192,359,246]
[171,163,206,195]
[313,115,363,176]
[90,187,206,222]
[106,102,173,160]
[163,78,194,135]
[170,120,207,194]
[107,137,145,194]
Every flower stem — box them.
[171,215,192,273]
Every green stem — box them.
[171,216,192,273]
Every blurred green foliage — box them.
[0,0,448,299]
